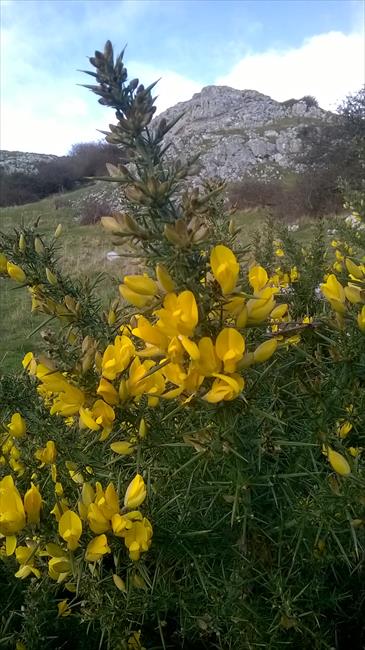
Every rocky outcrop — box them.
[0,87,331,208]
[0,150,60,175]
[153,86,330,180]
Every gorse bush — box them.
[0,42,364,650]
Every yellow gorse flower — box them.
[15,543,41,579]
[203,373,244,403]
[57,599,72,617]
[155,290,198,337]
[124,516,153,561]
[0,475,26,537]
[35,440,57,465]
[358,305,365,332]
[79,400,115,440]
[85,534,111,562]
[156,263,175,292]
[7,261,26,283]
[23,482,42,525]
[215,328,245,373]
[58,510,82,551]
[322,446,351,476]
[248,265,268,294]
[7,413,26,438]
[345,258,364,280]
[246,295,276,324]
[120,274,157,307]
[210,245,239,294]
[127,631,146,650]
[124,475,147,510]
[96,377,119,405]
[320,274,346,314]
[101,335,135,380]
[253,339,278,364]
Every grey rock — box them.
[152,85,332,181]
[0,150,60,175]
[0,86,333,215]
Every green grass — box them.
[0,188,127,373]
[254,116,323,135]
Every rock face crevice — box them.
[153,86,331,180]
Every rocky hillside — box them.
[0,150,60,175]
[153,86,331,180]
[0,87,332,211]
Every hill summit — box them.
[154,85,330,180]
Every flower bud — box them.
[0,253,7,273]
[112,574,126,592]
[19,234,26,252]
[322,446,351,476]
[46,268,57,285]
[34,237,45,254]
[156,264,175,293]
[253,339,278,364]
[54,223,63,238]
[110,441,135,455]
[24,482,42,524]
[124,474,146,509]
[138,418,148,439]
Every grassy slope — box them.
[0,188,122,373]
[0,189,318,373]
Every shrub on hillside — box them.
[297,87,365,189]
[0,42,364,650]
[69,141,125,177]
[0,142,124,207]
[300,95,319,108]
[0,158,80,207]
[229,170,343,219]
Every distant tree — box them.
[297,87,365,189]
[69,141,125,177]
[299,95,319,108]
[338,87,365,143]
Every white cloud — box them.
[1,103,112,155]
[128,61,202,113]
[216,31,364,111]
[0,66,201,154]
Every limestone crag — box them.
[153,86,330,180]
[0,150,59,175]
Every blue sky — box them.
[1,0,363,154]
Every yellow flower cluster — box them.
[0,253,26,283]
[321,265,365,331]
[22,246,289,444]
[109,245,287,406]
[324,205,365,331]
[0,469,151,580]
[0,413,27,476]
